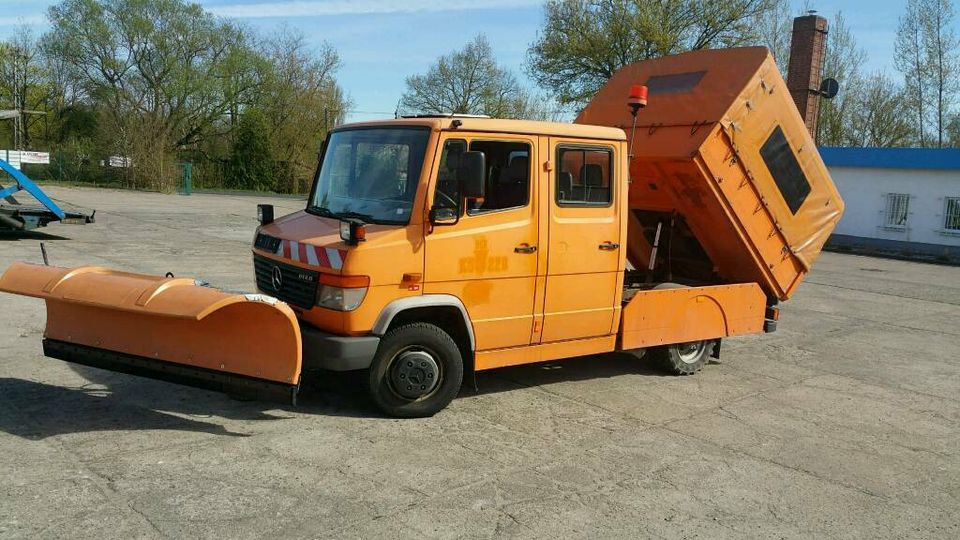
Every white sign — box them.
[108,156,132,168]
[20,151,50,165]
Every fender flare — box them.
[371,295,476,351]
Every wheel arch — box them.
[372,295,476,370]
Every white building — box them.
[820,147,960,263]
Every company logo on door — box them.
[459,237,508,274]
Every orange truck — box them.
[0,48,842,417]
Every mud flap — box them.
[0,262,302,404]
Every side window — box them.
[433,139,467,210]
[760,126,811,214]
[557,146,613,206]
[467,140,531,214]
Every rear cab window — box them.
[556,145,614,206]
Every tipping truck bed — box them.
[578,47,844,302]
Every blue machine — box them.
[0,158,94,231]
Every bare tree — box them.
[920,0,958,147]
[847,72,916,147]
[400,35,542,119]
[946,113,960,146]
[752,0,792,77]
[817,12,868,146]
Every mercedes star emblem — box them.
[271,266,283,291]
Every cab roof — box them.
[335,116,627,141]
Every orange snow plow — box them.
[0,262,303,403]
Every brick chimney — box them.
[786,14,829,139]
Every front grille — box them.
[253,254,319,309]
[254,233,281,252]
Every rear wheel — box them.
[368,323,463,418]
[651,339,715,375]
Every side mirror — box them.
[429,206,458,226]
[258,204,274,225]
[458,151,486,199]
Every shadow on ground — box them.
[0,352,669,439]
[0,230,70,241]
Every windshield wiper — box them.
[334,211,378,223]
[307,207,386,224]
[307,206,337,219]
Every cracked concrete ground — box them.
[1,186,959,539]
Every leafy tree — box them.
[44,0,264,189]
[0,26,54,149]
[527,0,776,105]
[400,35,546,119]
[228,109,275,191]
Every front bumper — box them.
[301,324,380,371]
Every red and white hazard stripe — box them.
[273,240,347,271]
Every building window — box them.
[884,193,910,229]
[945,197,960,232]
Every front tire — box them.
[651,340,715,375]
[368,323,463,418]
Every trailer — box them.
[0,47,842,417]
[0,158,94,231]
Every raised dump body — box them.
[577,47,843,301]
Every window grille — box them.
[884,193,910,229]
[944,197,960,232]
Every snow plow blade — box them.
[0,262,302,404]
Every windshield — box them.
[308,127,430,224]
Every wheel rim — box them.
[676,341,706,364]
[388,347,441,400]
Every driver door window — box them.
[432,139,532,215]
[433,139,466,211]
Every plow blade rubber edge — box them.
[0,262,302,404]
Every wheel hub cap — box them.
[677,341,706,364]
[390,350,440,399]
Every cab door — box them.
[423,134,539,350]
[541,140,622,342]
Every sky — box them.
[0,0,941,123]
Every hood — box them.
[254,210,412,276]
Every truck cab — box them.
[253,116,636,416]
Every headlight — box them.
[316,285,367,311]
[315,273,370,311]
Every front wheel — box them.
[368,323,464,418]
[651,339,715,375]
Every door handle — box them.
[514,244,538,254]
[598,242,620,251]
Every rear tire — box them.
[368,323,463,418]
[651,340,715,375]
